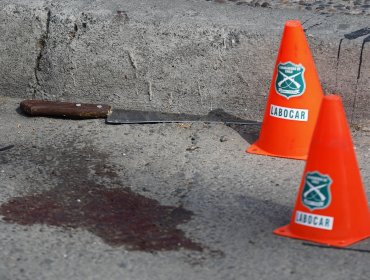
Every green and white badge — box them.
[275,62,306,99]
[302,171,332,211]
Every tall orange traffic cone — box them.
[247,20,323,160]
[274,95,370,247]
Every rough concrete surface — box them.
[223,0,370,15]
[1,96,370,280]
[1,0,370,124]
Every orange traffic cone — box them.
[274,95,370,247]
[247,20,323,160]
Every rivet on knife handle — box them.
[20,100,112,119]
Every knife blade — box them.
[20,100,258,125]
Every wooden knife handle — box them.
[20,100,112,119]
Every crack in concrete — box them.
[303,22,322,32]
[0,145,14,152]
[148,80,153,101]
[33,8,51,98]
[128,51,138,78]
[301,15,316,27]
[351,35,370,124]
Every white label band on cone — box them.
[295,210,334,230]
[270,104,308,122]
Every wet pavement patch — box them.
[0,141,202,252]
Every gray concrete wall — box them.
[1,0,370,123]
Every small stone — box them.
[186,145,200,151]
[177,123,192,129]
[220,135,228,142]
[190,134,199,145]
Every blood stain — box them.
[0,185,202,252]
[0,142,202,252]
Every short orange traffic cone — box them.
[274,95,370,247]
[247,20,323,160]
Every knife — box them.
[20,100,258,125]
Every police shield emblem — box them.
[302,171,332,211]
[275,62,306,99]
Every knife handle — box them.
[20,100,112,119]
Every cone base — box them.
[246,143,307,160]
[273,224,370,248]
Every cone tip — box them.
[285,20,302,28]
[324,94,341,101]
[322,94,343,108]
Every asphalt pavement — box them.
[1,96,370,280]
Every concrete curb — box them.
[1,0,370,123]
